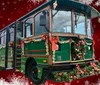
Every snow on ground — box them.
[0,73,29,85]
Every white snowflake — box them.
[28,0,43,3]
[78,0,93,5]
[0,74,29,85]
[84,80,90,85]
[1,3,5,6]
[98,18,100,23]
[2,8,5,10]
[65,82,71,85]
[95,0,100,6]
[96,79,100,85]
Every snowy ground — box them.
[0,75,100,85]
[0,74,29,85]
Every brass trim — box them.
[22,54,48,58]
[53,61,70,64]
[71,58,93,62]
[51,32,87,38]
[24,49,46,52]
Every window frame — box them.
[8,27,14,42]
[34,10,49,36]
[0,31,6,45]
[24,18,33,38]
[51,8,91,37]
[22,6,50,39]
[73,12,87,35]
[16,21,24,40]
[32,6,50,37]
[86,18,92,38]
[52,9,73,33]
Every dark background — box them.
[0,0,100,85]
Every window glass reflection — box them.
[34,11,48,35]
[74,14,86,35]
[0,31,6,44]
[25,18,32,37]
[52,10,72,33]
[9,27,14,42]
[87,19,91,38]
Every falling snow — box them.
[77,0,93,5]
[28,0,43,4]
[98,18,100,23]
[95,0,100,6]
[75,0,100,6]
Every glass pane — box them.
[9,27,14,42]
[25,18,33,37]
[52,10,72,33]
[0,31,6,44]
[34,11,48,35]
[17,22,23,40]
[74,14,86,35]
[87,19,92,38]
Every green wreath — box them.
[71,39,86,60]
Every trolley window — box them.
[87,19,92,38]
[52,10,72,33]
[25,18,33,38]
[34,10,49,36]
[9,27,14,42]
[74,13,86,35]
[0,31,6,44]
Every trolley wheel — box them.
[27,60,46,85]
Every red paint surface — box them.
[0,0,100,85]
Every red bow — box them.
[49,36,59,51]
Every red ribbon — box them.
[76,64,84,74]
[49,36,59,51]
[42,34,47,40]
[90,62,98,71]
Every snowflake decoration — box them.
[98,18,100,23]
[84,80,90,85]
[28,0,43,4]
[1,3,5,6]
[0,74,29,85]
[78,0,93,5]
[97,79,100,84]
[65,83,71,85]
[95,0,100,6]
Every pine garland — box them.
[53,62,100,82]
[0,44,6,49]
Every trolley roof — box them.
[0,0,100,32]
